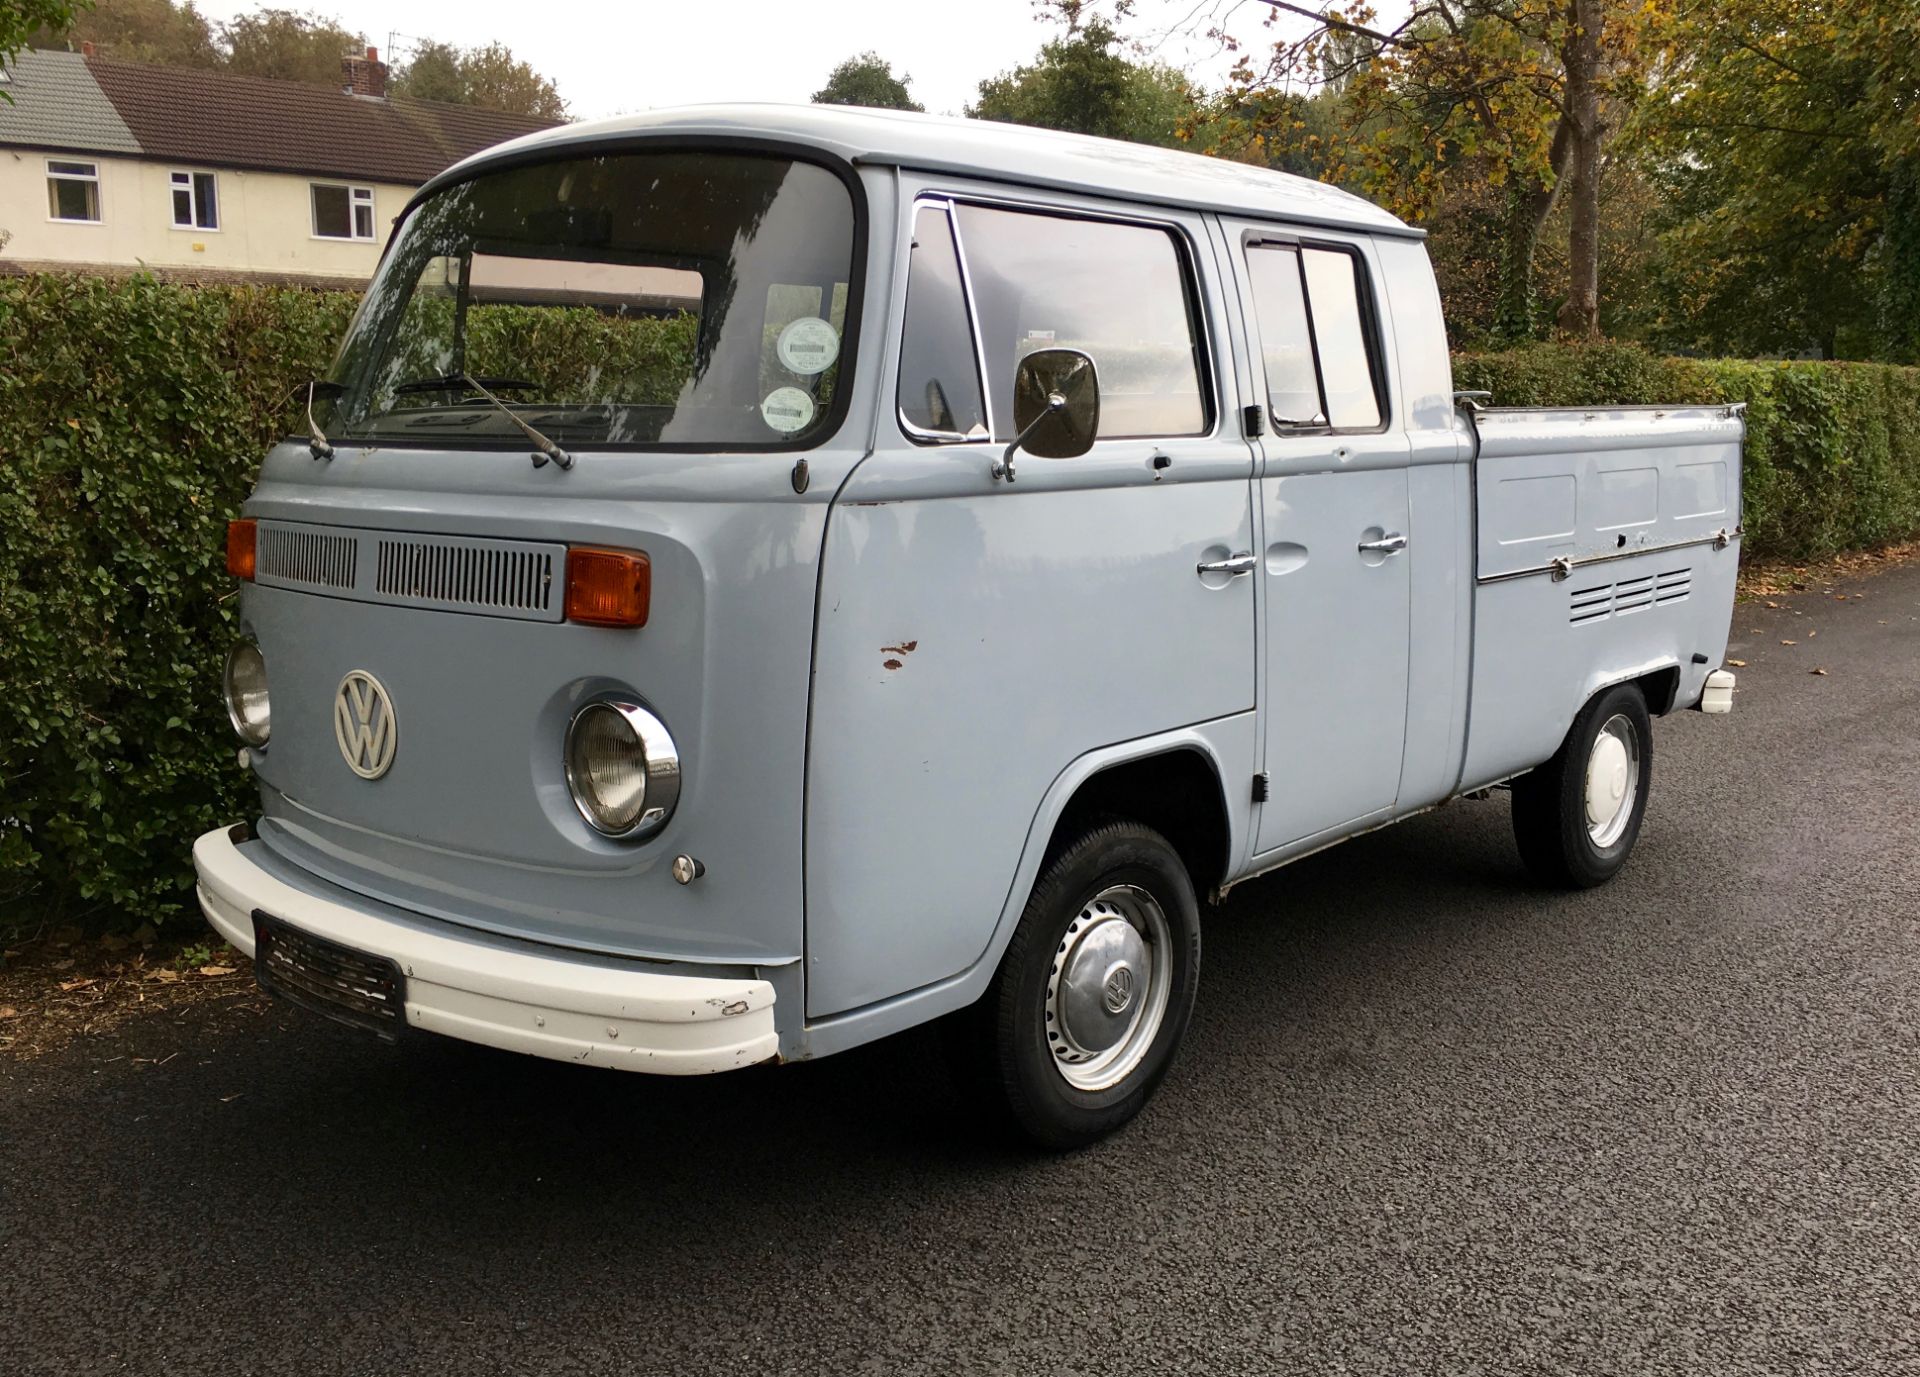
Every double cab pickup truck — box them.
[195,105,1742,1147]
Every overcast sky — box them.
[190,0,1318,121]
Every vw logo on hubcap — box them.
[333,670,398,779]
[1102,964,1136,1015]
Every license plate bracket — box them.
[252,911,408,1042]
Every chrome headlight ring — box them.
[223,640,271,747]
[562,699,681,841]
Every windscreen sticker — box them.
[776,316,840,376]
[760,386,817,434]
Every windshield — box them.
[320,150,858,450]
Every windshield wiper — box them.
[390,374,540,396]
[297,379,341,461]
[448,373,574,470]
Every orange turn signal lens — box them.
[565,547,650,628]
[226,519,257,581]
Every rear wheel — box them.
[1511,682,1654,888]
[956,820,1201,1150]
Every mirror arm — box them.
[991,391,1067,484]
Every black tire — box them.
[955,820,1201,1150]
[1511,682,1654,889]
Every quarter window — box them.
[47,160,101,222]
[897,204,988,441]
[170,170,218,230]
[312,183,376,240]
[952,204,1208,441]
[1244,242,1385,431]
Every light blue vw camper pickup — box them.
[194,105,1742,1147]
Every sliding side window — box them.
[1245,242,1385,431]
[954,203,1208,441]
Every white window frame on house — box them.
[311,182,377,242]
[47,158,103,224]
[169,170,219,231]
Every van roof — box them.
[420,103,1423,241]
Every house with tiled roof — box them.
[0,45,561,286]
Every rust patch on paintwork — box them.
[880,640,919,655]
[720,1000,751,1017]
[882,658,904,670]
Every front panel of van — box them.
[232,145,889,972]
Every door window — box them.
[952,204,1207,441]
[1245,242,1385,431]
[897,204,987,441]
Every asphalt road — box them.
[5,563,1918,1376]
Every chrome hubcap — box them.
[1584,713,1640,848]
[1045,885,1172,1092]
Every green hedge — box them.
[0,275,356,932]
[3,278,1918,934]
[1453,342,1920,562]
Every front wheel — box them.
[1511,682,1654,888]
[955,821,1201,1150]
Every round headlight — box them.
[564,700,680,839]
[224,641,271,747]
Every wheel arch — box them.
[1042,745,1234,899]
[1579,656,1683,725]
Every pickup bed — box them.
[1463,402,1744,787]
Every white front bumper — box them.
[192,826,778,1075]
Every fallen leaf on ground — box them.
[149,968,182,983]
[1727,659,1747,667]
[58,978,95,992]
[198,965,236,977]
[0,1007,17,1020]
[1780,639,1797,646]
[1811,667,1829,676]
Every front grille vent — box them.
[257,524,356,590]
[1570,567,1692,625]
[250,521,566,622]
[374,537,556,616]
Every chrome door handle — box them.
[1196,552,1257,577]
[1358,533,1408,555]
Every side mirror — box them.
[991,348,1099,483]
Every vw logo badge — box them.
[1102,965,1135,1015]
[333,670,398,780]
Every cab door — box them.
[804,187,1256,1018]
[1224,224,1413,856]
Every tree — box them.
[1636,0,1920,361]
[220,7,361,86]
[393,39,565,119]
[1217,1,1663,340]
[8,0,85,78]
[812,51,922,111]
[28,0,218,68]
[968,0,1194,147]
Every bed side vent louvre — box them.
[1569,566,1692,625]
